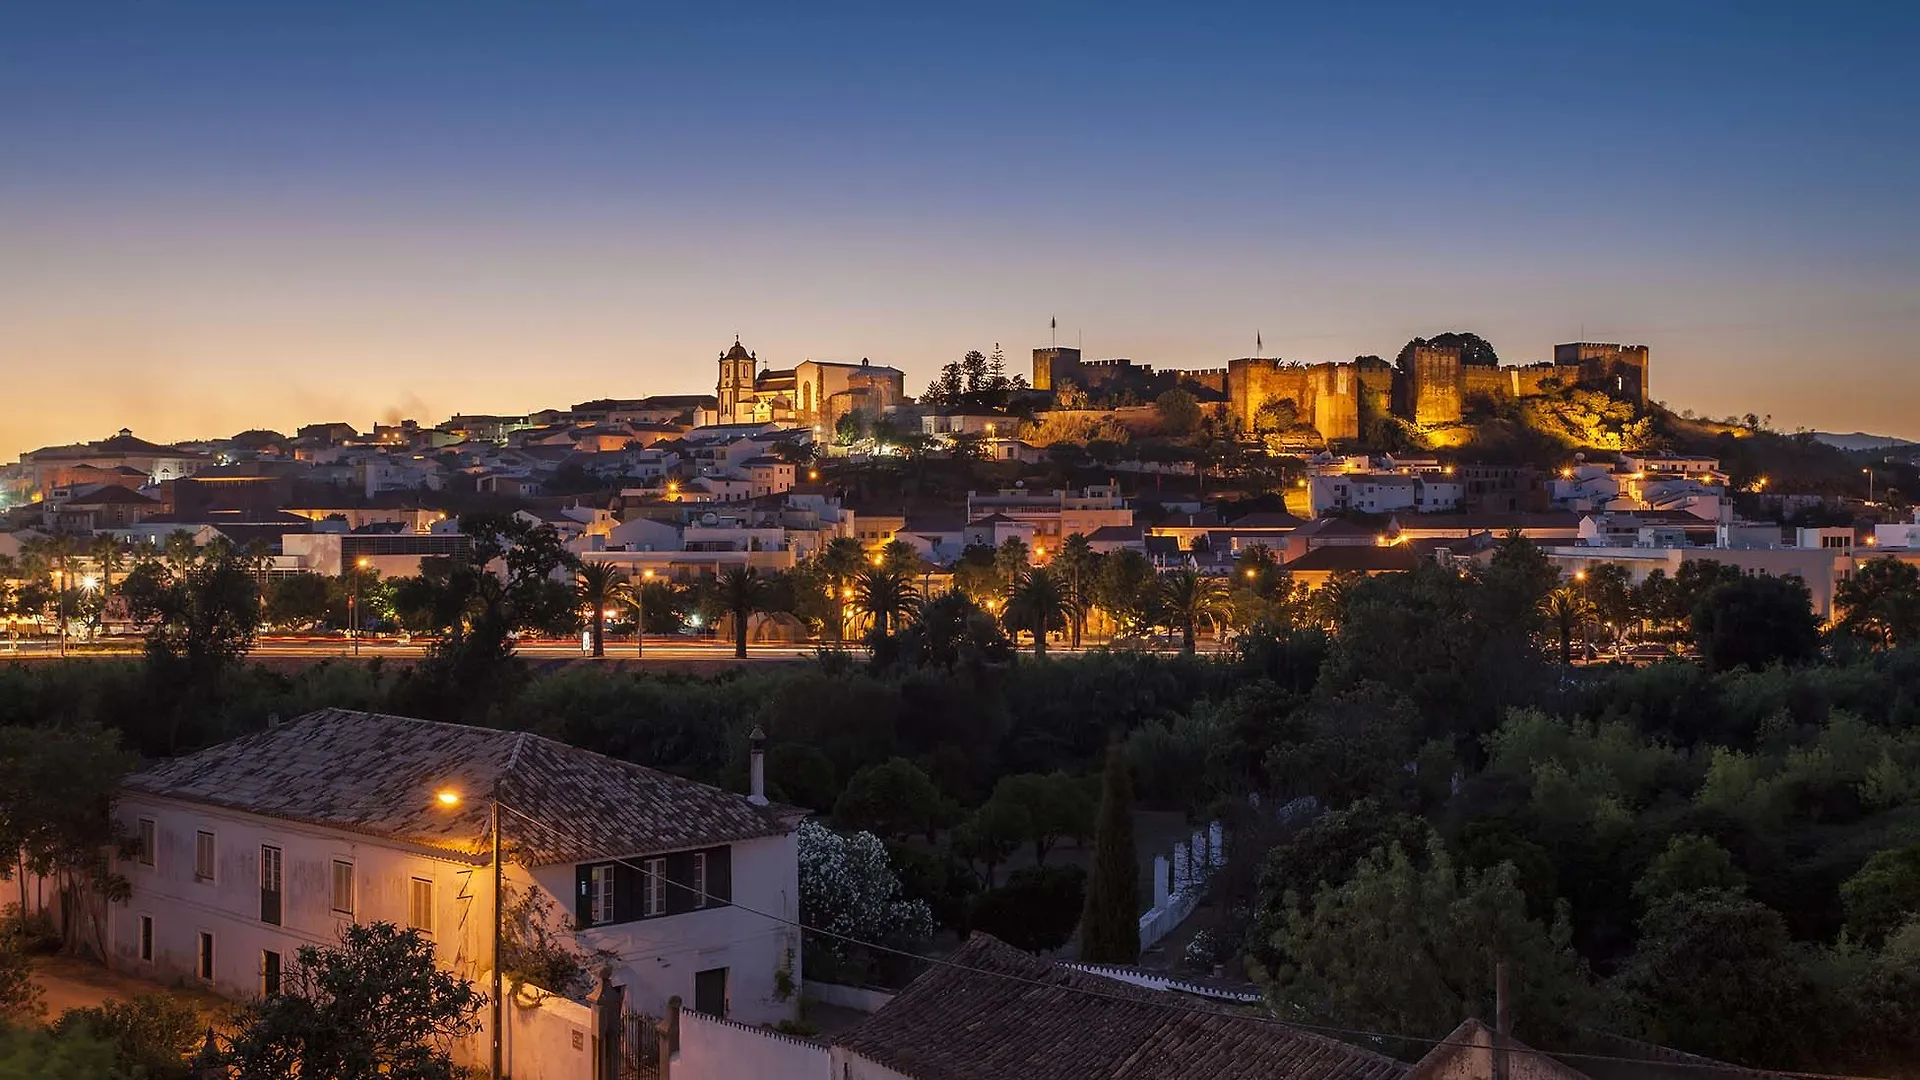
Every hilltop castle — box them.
[1035,340,1649,442]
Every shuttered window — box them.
[589,865,615,926]
[409,878,433,933]
[643,858,666,917]
[259,846,282,926]
[195,831,215,881]
[330,860,354,916]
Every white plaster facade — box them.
[113,794,800,1029]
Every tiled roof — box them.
[837,935,1408,1080]
[122,709,801,866]
[1225,511,1305,529]
[1085,525,1144,542]
[65,484,158,505]
[1286,545,1423,573]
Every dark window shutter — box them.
[709,846,732,906]
[575,865,593,927]
[665,852,696,916]
[613,861,641,924]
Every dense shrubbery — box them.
[11,532,1920,1074]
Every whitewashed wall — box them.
[674,1010,827,1080]
[503,985,594,1080]
[527,829,802,1026]
[112,796,495,999]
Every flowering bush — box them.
[797,821,935,962]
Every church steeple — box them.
[717,337,758,422]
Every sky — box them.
[3,1,1918,453]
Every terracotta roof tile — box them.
[837,935,1408,1080]
[122,709,799,865]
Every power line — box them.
[487,802,1889,1080]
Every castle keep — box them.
[1040,340,1649,443]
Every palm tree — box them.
[816,538,867,641]
[162,529,200,576]
[876,539,920,575]
[717,566,771,659]
[851,565,922,639]
[23,534,79,653]
[1053,532,1099,649]
[1004,568,1072,660]
[1159,568,1225,655]
[85,534,126,640]
[574,562,631,658]
[0,553,17,624]
[1541,585,1594,669]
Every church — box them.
[714,338,907,429]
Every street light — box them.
[636,569,656,658]
[1864,468,1875,505]
[350,557,371,655]
[434,782,505,1080]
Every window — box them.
[138,916,153,963]
[261,950,282,997]
[195,831,215,881]
[197,932,214,981]
[259,846,282,926]
[589,865,615,926]
[643,858,666,917]
[137,819,156,867]
[330,860,354,916]
[408,878,434,933]
[692,853,708,910]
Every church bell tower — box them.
[717,337,756,423]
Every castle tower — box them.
[716,337,757,423]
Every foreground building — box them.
[112,709,805,1037]
[661,933,1604,1080]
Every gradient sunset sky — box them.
[4,1,1918,453]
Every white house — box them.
[112,709,806,1057]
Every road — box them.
[0,635,824,662]
[0,634,1207,663]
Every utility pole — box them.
[491,775,504,1080]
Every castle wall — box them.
[1397,344,1465,427]
[1309,363,1360,442]
[1031,347,1083,392]
[1178,368,1229,396]
[1555,343,1650,406]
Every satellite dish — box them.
[701,511,719,525]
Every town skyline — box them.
[5,3,1918,452]
[5,322,1906,456]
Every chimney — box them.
[747,726,768,806]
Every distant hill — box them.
[1812,432,1917,452]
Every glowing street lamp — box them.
[636,569,657,658]
[349,557,373,655]
[434,785,504,1080]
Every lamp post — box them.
[636,568,655,658]
[348,557,371,655]
[437,780,505,1079]
[1864,468,1876,505]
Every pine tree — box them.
[1078,745,1140,963]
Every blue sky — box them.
[3,1,1917,448]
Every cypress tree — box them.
[1078,745,1140,963]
